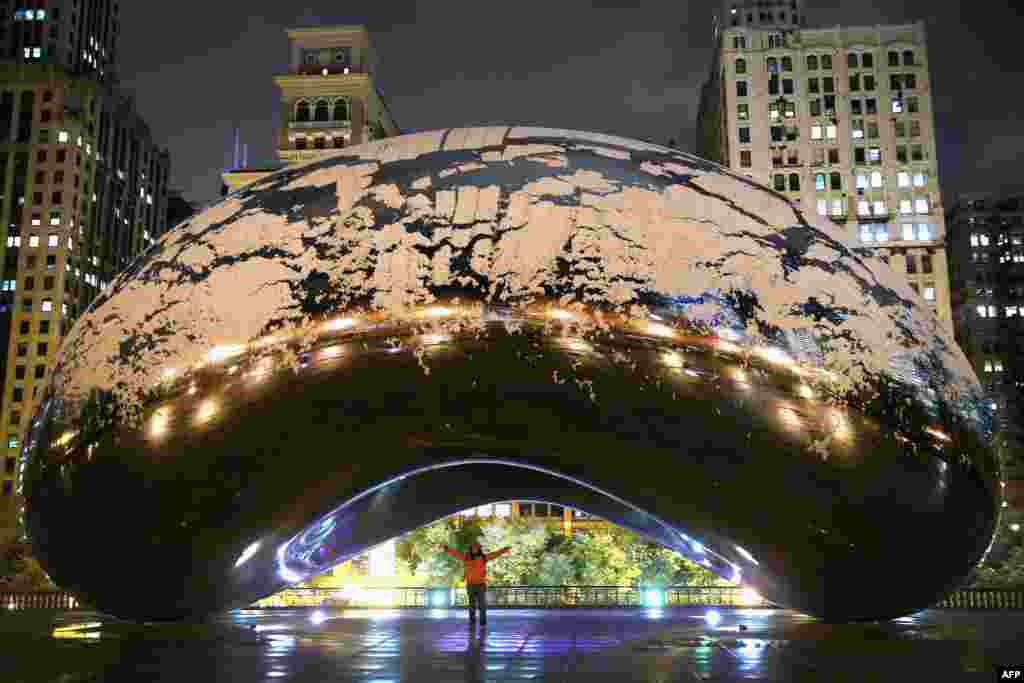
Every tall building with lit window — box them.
[948,195,1024,484]
[696,1,953,330]
[0,3,171,542]
[0,0,119,82]
[221,24,401,195]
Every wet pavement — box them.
[2,607,1023,681]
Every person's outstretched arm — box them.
[443,545,465,561]
[485,546,512,560]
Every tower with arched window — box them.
[274,26,401,163]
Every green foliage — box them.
[396,515,731,587]
[0,544,53,591]
[400,518,462,585]
[536,553,576,586]
[971,514,1024,587]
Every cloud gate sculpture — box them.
[22,127,999,622]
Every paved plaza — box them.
[2,607,1023,681]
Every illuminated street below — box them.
[3,607,1022,681]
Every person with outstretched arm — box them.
[443,542,511,625]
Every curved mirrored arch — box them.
[21,127,1000,623]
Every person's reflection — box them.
[463,624,488,683]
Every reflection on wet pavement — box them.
[3,607,1022,681]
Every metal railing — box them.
[936,588,1024,610]
[0,591,83,611]
[3,587,1023,612]
[251,586,775,609]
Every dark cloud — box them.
[117,1,1024,207]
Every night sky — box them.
[116,1,1023,208]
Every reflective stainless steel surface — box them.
[21,127,999,621]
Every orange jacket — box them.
[444,546,511,585]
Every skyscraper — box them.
[1,0,119,82]
[0,1,171,541]
[696,1,952,331]
[947,194,1024,513]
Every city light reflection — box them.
[324,317,357,332]
[661,351,683,368]
[234,540,261,568]
[319,345,344,360]
[421,333,450,346]
[734,545,760,566]
[195,399,219,424]
[208,344,245,363]
[778,404,802,430]
[925,427,951,442]
[645,322,675,338]
[754,346,792,365]
[149,408,170,438]
[716,339,741,354]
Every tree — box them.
[480,518,551,584]
[536,554,576,586]
[970,513,1024,587]
[400,518,463,585]
[0,544,53,591]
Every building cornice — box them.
[285,25,369,40]
[273,73,371,97]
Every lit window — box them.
[62,303,68,316]
[494,503,511,517]
[476,504,494,517]
[825,124,837,139]
[870,172,883,188]
[815,174,826,191]
[28,235,39,248]
[7,437,17,449]
[855,174,867,189]
[923,286,935,301]
[915,198,929,214]
[41,299,52,312]
[1008,306,1019,317]
[995,360,1004,372]
[900,200,913,215]
[49,212,61,226]
[903,224,916,241]
[860,225,874,242]
[868,147,881,163]
[917,224,932,240]
[31,215,41,226]
[897,172,910,188]
[67,237,73,250]
[977,305,988,318]
[913,173,926,187]
[811,125,823,140]
[831,199,844,216]
[872,200,886,215]
[984,360,993,372]
[874,225,889,242]
[58,131,69,143]
[892,97,903,113]
[47,234,59,247]
[858,200,870,216]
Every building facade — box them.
[274,25,400,163]
[222,25,401,194]
[696,2,953,330]
[0,0,119,83]
[948,195,1024,476]
[0,8,171,541]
